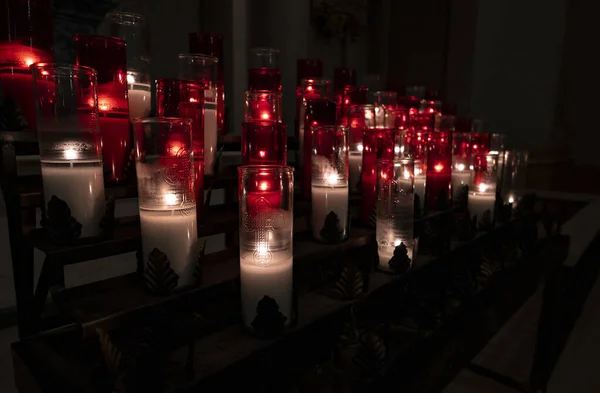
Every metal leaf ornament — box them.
[478,255,502,288]
[41,195,82,244]
[143,248,179,295]
[388,242,412,273]
[251,295,287,339]
[334,266,365,300]
[352,333,386,378]
[320,211,345,243]
[97,328,122,378]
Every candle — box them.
[312,174,349,242]
[140,205,198,287]
[205,106,218,175]
[240,249,293,327]
[468,183,496,230]
[128,82,151,119]
[451,168,472,200]
[349,150,362,194]
[41,158,105,238]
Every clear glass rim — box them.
[178,53,219,64]
[249,47,280,54]
[301,77,331,86]
[132,117,193,126]
[106,11,145,25]
[74,34,126,46]
[238,165,294,175]
[30,62,97,77]
[244,90,282,98]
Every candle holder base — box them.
[142,248,180,296]
[250,295,288,339]
[332,265,365,300]
[40,196,83,245]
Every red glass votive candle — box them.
[189,33,225,134]
[74,35,129,183]
[296,59,323,86]
[297,78,332,170]
[242,120,287,165]
[248,47,281,92]
[425,116,455,211]
[156,78,205,217]
[303,99,337,198]
[0,0,53,132]
[245,91,282,122]
[347,105,374,194]
[373,91,398,129]
[337,85,369,126]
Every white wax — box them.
[240,253,293,328]
[41,161,105,238]
[140,207,198,287]
[376,217,414,267]
[349,152,362,194]
[311,184,349,241]
[204,108,218,175]
[414,175,426,209]
[451,170,472,200]
[468,192,495,226]
[128,84,151,119]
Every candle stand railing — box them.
[0,129,586,393]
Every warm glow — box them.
[306,85,313,92]
[326,172,339,185]
[127,74,135,84]
[357,144,364,152]
[64,149,78,160]
[189,97,199,103]
[259,181,269,191]
[259,150,266,158]
[24,58,35,67]
[394,146,401,154]
[478,183,489,193]
[169,142,183,156]
[469,165,474,170]
[403,170,411,179]
[256,243,269,257]
[163,193,178,206]
[394,239,402,246]
[434,163,444,172]
[508,196,515,204]
[260,111,270,120]
[415,168,422,176]
[456,163,465,171]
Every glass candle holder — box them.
[0,0,53,132]
[239,165,294,330]
[347,104,373,194]
[359,105,379,223]
[74,35,130,183]
[98,11,151,119]
[296,59,323,86]
[245,91,282,122]
[376,158,415,270]
[373,91,398,128]
[393,129,427,215]
[334,67,357,93]
[302,97,336,198]
[248,47,281,92]
[451,132,473,202]
[311,126,349,243]
[178,54,218,175]
[133,118,198,288]
[156,78,205,216]
[425,116,454,211]
[501,150,529,206]
[189,33,225,134]
[242,120,287,165]
[297,78,332,172]
[469,153,498,230]
[32,63,105,238]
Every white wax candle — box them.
[348,152,362,194]
[414,174,426,209]
[128,84,151,119]
[451,170,472,200]
[376,218,414,267]
[204,107,218,175]
[41,161,105,238]
[240,252,293,327]
[468,192,495,227]
[311,184,349,241]
[140,206,198,287]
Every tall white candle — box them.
[140,205,198,288]
[451,169,472,200]
[204,107,217,175]
[349,151,362,194]
[468,189,495,228]
[128,83,151,119]
[240,250,293,327]
[414,173,426,211]
[41,159,105,238]
[311,182,349,242]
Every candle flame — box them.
[259,150,266,158]
[326,172,339,185]
[189,97,199,103]
[256,243,269,256]
[456,163,465,171]
[260,112,270,120]
[394,239,402,246]
[403,170,411,179]
[394,146,400,154]
[357,144,363,152]
[434,163,444,172]
[164,193,178,206]
[258,181,269,191]
[508,196,515,204]
[64,149,78,160]
[478,183,489,193]
[24,58,35,67]
[127,74,135,84]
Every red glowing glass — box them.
[336,85,369,126]
[156,78,205,216]
[361,125,394,224]
[241,121,287,165]
[303,99,337,198]
[334,67,357,92]
[248,47,281,91]
[297,78,332,171]
[296,59,323,86]
[347,104,375,150]
[74,34,129,183]
[425,116,455,210]
[245,91,282,122]
[0,0,53,131]
[188,33,225,134]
